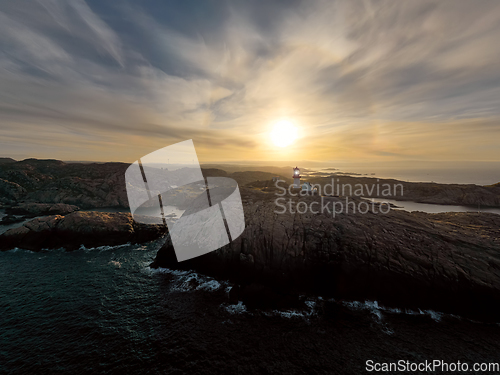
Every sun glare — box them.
[270,120,298,148]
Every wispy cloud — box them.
[0,0,499,162]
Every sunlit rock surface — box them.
[0,211,166,251]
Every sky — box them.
[1,0,500,164]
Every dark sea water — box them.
[1,241,500,374]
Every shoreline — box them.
[151,187,500,322]
[1,159,499,322]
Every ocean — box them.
[307,162,500,186]
[1,241,499,374]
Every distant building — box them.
[293,166,301,188]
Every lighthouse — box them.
[293,166,301,188]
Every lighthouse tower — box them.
[293,166,301,188]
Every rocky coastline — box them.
[1,158,500,321]
[1,158,499,209]
[0,211,166,251]
[151,187,500,321]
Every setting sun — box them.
[270,120,298,148]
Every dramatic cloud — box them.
[1,0,500,162]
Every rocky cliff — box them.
[152,187,500,321]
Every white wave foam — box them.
[273,300,316,319]
[342,300,394,334]
[420,309,443,322]
[78,243,131,252]
[342,300,443,322]
[224,301,247,315]
[170,273,219,292]
[151,267,225,293]
[5,247,36,253]
[341,299,445,334]
[150,267,190,276]
[148,267,493,325]
[220,300,318,320]
[196,279,221,292]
